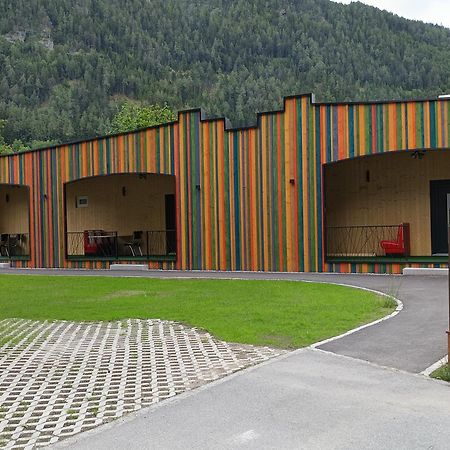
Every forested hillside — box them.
[1,0,450,147]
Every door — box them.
[164,194,176,254]
[430,180,450,254]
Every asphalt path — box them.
[58,349,450,450]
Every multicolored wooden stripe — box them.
[0,94,449,273]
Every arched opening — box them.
[64,173,176,261]
[324,149,450,263]
[0,184,30,260]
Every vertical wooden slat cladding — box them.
[0,95,449,273]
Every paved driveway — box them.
[59,349,450,450]
[0,318,282,449]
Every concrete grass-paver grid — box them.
[0,318,284,449]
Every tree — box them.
[110,102,177,134]
[0,120,13,155]
[0,120,30,154]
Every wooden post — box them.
[402,223,411,257]
[448,226,450,366]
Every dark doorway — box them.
[430,180,450,254]
[165,194,176,254]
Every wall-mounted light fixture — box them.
[411,150,426,160]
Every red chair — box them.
[380,223,410,256]
[84,230,101,255]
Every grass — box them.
[88,406,99,416]
[430,364,450,382]
[66,409,78,420]
[0,275,396,349]
[0,327,44,348]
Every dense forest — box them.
[1,0,450,148]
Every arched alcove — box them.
[64,173,176,260]
[0,184,30,260]
[324,149,450,261]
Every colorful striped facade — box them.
[1,94,449,273]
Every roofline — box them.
[3,92,450,157]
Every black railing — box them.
[0,233,30,259]
[326,224,410,258]
[66,230,176,259]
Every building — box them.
[0,93,449,273]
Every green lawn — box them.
[430,364,450,382]
[0,275,396,349]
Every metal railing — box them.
[326,224,410,258]
[0,233,30,259]
[66,230,176,259]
